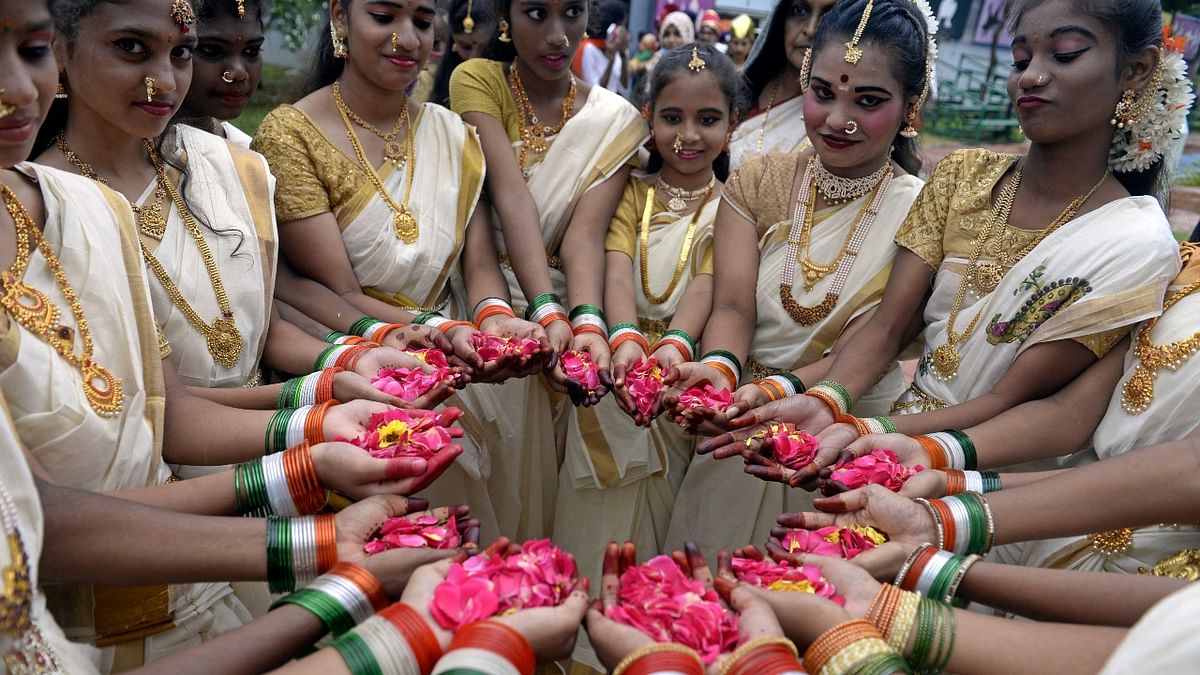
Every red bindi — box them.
[840,74,849,83]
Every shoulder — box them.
[451,59,505,86]
[256,104,315,138]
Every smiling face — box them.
[1006,0,1128,145]
[0,0,56,166]
[652,70,731,180]
[61,0,197,141]
[783,0,837,72]
[184,4,264,121]
[508,0,586,82]
[333,0,435,91]
[803,39,909,177]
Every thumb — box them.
[384,457,428,480]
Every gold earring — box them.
[145,76,156,103]
[899,112,919,138]
[1111,89,1137,128]
[391,32,400,52]
[55,83,68,100]
[235,0,245,17]
[672,132,683,154]
[498,19,511,42]
[0,90,13,120]
[331,22,348,58]
[798,47,812,93]
[1112,61,1165,129]
[463,0,475,33]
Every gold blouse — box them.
[605,177,715,276]
[449,58,523,142]
[896,148,1127,357]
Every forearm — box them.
[994,469,1067,488]
[561,222,607,311]
[162,391,275,465]
[107,470,238,515]
[666,276,712,340]
[135,605,326,675]
[944,610,1125,675]
[275,299,334,341]
[270,647,351,674]
[822,313,912,399]
[604,252,638,326]
[38,478,265,584]
[462,207,513,307]
[261,315,339,376]
[956,563,1186,626]
[890,391,1021,436]
[186,382,281,410]
[494,188,557,301]
[274,273,371,336]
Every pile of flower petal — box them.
[472,333,541,362]
[605,555,739,664]
[626,358,665,417]
[778,525,888,560]
[371,348,458,402]
[731,557,844,605]
[364,514,460,554]
[676,384,732,413]
[762,424,821,469]
[829,449,923,491]
[561,350,601,393]
[348,407,461,459]
[430,539,577,630]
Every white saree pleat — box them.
[728,96,806,171]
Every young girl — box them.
[728,0,837,169]
[448,0,646,538]
[665,0,932,558]
[554,42,739,599]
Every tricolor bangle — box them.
[570,304,608,338]
[608,322,649,353]
[365,323,406,344]
[266,514,337,594]
[324,331,369,345]
[277,367,341,408]
[235,442,326,516]
[273,562,388,637]
[699,349,742,389]
[613,644,705,675]
[348,316,385,338]
[806,379,852,417]
[524,292,568,328]
[922,493,994,556]
[923,431,977,470]
[896,545,980,607]
[724,636,802,675]
[473,297,516,326]
[264,405,315,454]
[431,620,536,675]
[653,328,697,361]
[754,373,804,402]
[951,470,1001,494]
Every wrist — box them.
[237,442,327,516]
[526,292,569,329]
[266,514,337,593]
[608,322,649,354]
[277,367,341,408]
[613,643,704,675]
[570,303,608,339]
[699,349,742,389]
[653,328,696,362]
[473,297,517,327]
[273,562,388,637]
[431,620,535,675]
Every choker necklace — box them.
[333,82,408,164]
[55,133,168,240]
[812,159,891,205]
[508,59,577,176]
[655,174,716,213]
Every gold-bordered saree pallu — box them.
[665,173,923,560]
[895,195,1180,414]
[728,95,806,171]
[1002,245,1200,576]
[1,164,248,672]
[145,124,278,390]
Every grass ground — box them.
[230,64,298,136]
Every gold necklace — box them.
[1120,276,1200,414]
[55,134,168,240]
[332,82,407,164]
[778,155,892,326]
[334,85,419,244]
[0,182,124,417]
[812,159,891,205]
[654,174,715,213]
[639,183,713,305]
[755,81,780,155]
[929,168,1109,379]
[508,60,576,176]
[142,141,244,369]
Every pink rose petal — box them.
[562,350,601,392]
[344,407,461,459]
[731,557,844,605]
[472,333,542,362]
[626,358,665,417]
[829,449,924,492]
[677,385,732,413]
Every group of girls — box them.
[2,0,1200,672]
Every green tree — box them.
[266,0,327,52]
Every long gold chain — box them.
[930,167,1109,380]
[639,183,712,305]
[55,134,168,240]
[332,82,408,164]
[508,59,576,176]
[333,84,419,244]
[755,81,780,155]
[0,181,124,417]
[143,141,244,369]
[1121,273,1200,414]
[778,155,892,326]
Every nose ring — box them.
[221,71,235,83]
[844,120,858,135]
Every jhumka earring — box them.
[1112,57,1165,129]
[843,0,873,64]
[55,82,68,100]
[221,71,235,84]
[899,33,936,139]
[0,90,14,120]
[391,32,400,52]
[498,19,511,42]
[462,0,475,33]
[145,76,156,103]
[331,23,348,58]
[688,45,706,72]
[672,132,683,154]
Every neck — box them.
[337,66,410,123]
[819,151,892,180]
[514,58,571,103]
[174,111,221,136]
[1021,134,1113,198]
[658,164,714,191]
[61,108,153,184]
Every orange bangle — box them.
[806,389,842,417]
[315,367,340,404]
[436,320,475,335]
[867,584,904,638]
[381,603,443,673]
[914,435,948,469]
[314,513,338,573]
[609,332,649,354]
[572,324,607,338]
[944,469,966,495]
[803,619,882,674]
[282,442,325,514]
[475,305,516,326]
[451,621,535,675]
[304,400,337,444]
[836,412,870,437]
[930,500,957,553]
[537,311,569,328]
[366,323,406,344]
[328,562,389,612]
[654,337,692,361]
[706,362,738,390]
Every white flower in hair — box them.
[911,0,938,91]
[1109,40,1195,174]
[911,0,938,36]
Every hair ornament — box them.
[236,0,246,17]
[463,0,475,33]
[843,0,873,64]
[901,0,939,138]
[171,0,196,32]
[1109,29,1195,174]
[688,45,707,72]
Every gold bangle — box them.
[718,636,799,675]
[613,643,704,675]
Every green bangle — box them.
[607,321,641,338]
[323,330,348,344]
[523,292,562,320]
[661,328,697,353]
[277,376,301,408]
[946,429,977,469]
[275,589,357,636]
[780,371,807,394]
[957,493,988,555]
[980,471,1001,492]
[235,460,269,516]
[569,303,606,321]
[934,599,957,672]
[927,556,960,604]
[857,651,912,675]
[348,316,377,337]
[908,596,936,670]
[332,631,384,675]
[812,379,852,413]
[267,517,294,594]
[265,408,288,454]
[873,416,898,433]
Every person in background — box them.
[728,13,755,67]
[576,0,631,98]
[640,10,694,101]
[696,8,726,52]
[177,0,266,146]
[429,0,496,107]
[628,31,658,96]
[410,7,449,102]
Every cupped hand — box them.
[544,318,574,355]
[609,342,649,418]
[696,396,836,458]
[379,325,451,353]
[334,494,428,564]
[477,314,553,379]
[331,370,405,407]
[760,548,882,619]
[742,423,860,489]
[445,324,487,374]
[495,581,591,663]
[320,400,393,442]
[777,484,938,551]
[351,346,437,379]
[843,433,932,468]
[395,558,456,647]
[586,541,654,671]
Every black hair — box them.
[301,0,349,96]
[197,0,266,22]
[809,0,928,175]
[588,0,626,39]
[480,0,595,62]
[430,0,496,106]
[1008,0,1169,202]
[644,43,746,182]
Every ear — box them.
[329,0,347,31]
[1122,43,1161,94]
[52,34,68,66]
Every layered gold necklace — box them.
[55,134,167,240]
[929,167,1109,380]
[508,60,576,176]
[0,181,124,416]
[779,155,892,326]
[640,179,714,305]
[332,82,419,244]
[1120,273,1200,414]
[57,136,244,369]
[333,82,408,163]
[655,174,715,213]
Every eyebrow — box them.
[1012,24,1097,46]
[199,35,266,44]
[811,76,894,95]
[367,1,436,12]
[657,106,727,114]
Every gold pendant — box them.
[82,359,125,417]
[393,208,419,244]
[969,262,1003,295]
[1090,528,1134,557]
[1120,366,1154,415]
[843,42,863,65]
[1140,548,1200,580]
[384,140,405,163]
[135,202,167,241]
[206,316,244,368]
[667,196,687,212]
[931,343,960,379]
[1,273,60,333]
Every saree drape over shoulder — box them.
[728,95,806,171]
